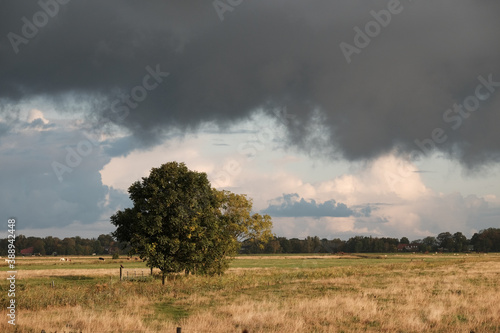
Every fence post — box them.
[120,266,123,281]
[176,327,181,333]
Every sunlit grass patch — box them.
[1,254,499,332]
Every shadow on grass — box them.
[155,301,189,321]
[143,300,189,328]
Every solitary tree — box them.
[111,162,272,284]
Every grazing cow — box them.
[99,257,105,261]
[60,258,66,261]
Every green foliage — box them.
[453,232,467,252]
[112,162,220,279]
[110,161,274,281]
[437,232,454,251]
[0,234,119,256]
[112,253,120,259]
[343,236,399,253]
[216,190,273,256]
[471,228,500,252]
[422,236,438,252]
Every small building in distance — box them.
[397,244,419,252]
[20,247,34,256]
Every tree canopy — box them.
[111,162,273,283]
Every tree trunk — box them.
[162,271,166,285]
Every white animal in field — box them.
[60,258,66,261]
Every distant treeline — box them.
[241,228,500,254]
[0,234,128,256]
[1,228,500,256]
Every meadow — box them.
[1,253,500,332]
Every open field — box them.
[1,253,500,332]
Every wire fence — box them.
[120,268,151,281]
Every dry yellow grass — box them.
[10,267,159,278]
[1,255,499,332]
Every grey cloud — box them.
[262,193,371,218]
[1,1,500,167]
[22,118,56,130]
[0,120,131,229]
[0,121,9,138]
[103,135,147,158]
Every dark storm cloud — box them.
[262,193,370,218]
[1,0,500,166]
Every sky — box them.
[1,0,499,241]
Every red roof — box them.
[20,247,34,255]
[397,244,408,250]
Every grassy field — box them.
[1,253,500,332]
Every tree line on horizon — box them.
[3,228,500,257]
[0,233,123,257]
[242,228,500,254]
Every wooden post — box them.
[176,327,181,333]
[120,266,123,281]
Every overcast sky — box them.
[1,0,499,240]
